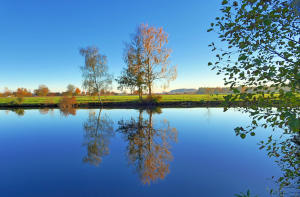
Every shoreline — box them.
[0,100,275,109]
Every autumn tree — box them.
[140,24,177,96]
[75,88,81,96]
[34,85,49,96]
[79,46,113,104]
[15,88,32,97]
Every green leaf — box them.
[263,18,272,26]
[288,40,295,47]
[288,118,300,132]
[207,28,213,32]
[222,0,228,5]
[238,54,247,61]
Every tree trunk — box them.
[148,85,152,96]
[138,86,143,101]
[147,111,153,151]
[98,92,103,106]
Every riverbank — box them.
[0,100,228,109]
[0,95,226,108]
[0,94,296,109]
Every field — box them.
[1,94,298,107]
[0,94,226,105]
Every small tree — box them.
[16,88,32,97]
[34,85,49,96]
[75,88,81,96]
[67,84,76,95]
[79,46,113,105]
[3,87,12,97]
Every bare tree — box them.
[79,46,113,105]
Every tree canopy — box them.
[208,0,300,134]
[208,0,300,191]
[117,24,177,98]
[80,46,113,103]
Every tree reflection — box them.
[59,106,76,116]
[10,108,25,116]
[235,120,299,196]
[117,108,177,184]
[82,109,114,166]
[39,108,49,115]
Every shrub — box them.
[16,97,24,104]
[9,97,24,105]
[145,95,162,103]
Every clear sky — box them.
[0,0,224,93]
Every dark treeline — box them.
[169,86,290,95]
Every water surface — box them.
[0,108,288,196]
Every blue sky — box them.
[0,0,224,92]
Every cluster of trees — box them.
[0,84,119,98]
[79,24,177,103]
[116,24,177,101]
[2,24,177,102]
[0,86,49,97]
[195,86,276,94]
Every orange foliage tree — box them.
[139,24,177,96]
[16,88,32,97]
[75,88,81,96]
[34,85,49,96]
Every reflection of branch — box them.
[256,133,300,195]
[117,109,177,184]
[82,109,114,166]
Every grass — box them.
[1,94,298,106]
[0,94,226,105]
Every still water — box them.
[0,108,294,196]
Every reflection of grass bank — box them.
[0,94,298,108]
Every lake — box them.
[0,108,296,197]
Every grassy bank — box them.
[0,94,226,105]
[0,94,298,108]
